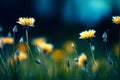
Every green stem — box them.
[73,48,79,59]
[13,32,15,53]
[118,26,120,67]
[89,42,97,67]
[26,29,31,78]
[0,54,7,73]
[1,41,5,61]
[39,52,47,80]
[68,68,71,80]
[104,42,109,58]
[26,29,30,60]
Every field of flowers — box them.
[0,17,120,80]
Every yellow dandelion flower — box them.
[63,40,75,53]
[78,53,87,67]
[32,37,53,53]
[2,37,14,44]
[18,53,27,61]
[32,37,46,46]
[14,52,27,61]
[79,29,96,39]
[17,17,35,27]
[112,16,120,24]
[52,49,64,62]
[38,43,53,53]
[17,43,28,53]
[42,43,53,53]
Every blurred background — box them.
[0,0,120,80]
[0,0,120,48]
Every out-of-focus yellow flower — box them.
[77,53,87,67]
[91,60,99,73]
[2,37,14,44]
[32,37,53,53]
[17,43,28,53]
[79,29,96,39]
[14,52,27,61]
[112,16,120,24]
[52,49,64,62]
[63,40,75,53]
[114,44,119,57]
[32,37,46,46]
[38,43,53,53]
[17,17,35,27]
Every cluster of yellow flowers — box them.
[17,17,35,27]
[112,16,120,24]
[79,29,96,39]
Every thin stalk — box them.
[116,25,120,66]
[0,54,8,74]
[104,42,109,58]
[26,29,30,60]
[26,42,34,60]
[1,41,5,61]
[13,32,15,53]
[26,29,29,51]
[118,26,120,67]
[72,48,79,80]
[68,67,71,80]
[73,47,79,59]
[25,29,31,78]
[39,52,47,80]
[12,32,16,76]
[74,48,78,57]
[89,42,97,67]
[52,63,55,80]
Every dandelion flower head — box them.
[37,43,53,53]
[14,52,27,61]
[77,53,87,67]
[32,37,46,46]
[2,37,14,44]
[17,43,28,53]
[32,37,53,53]
[17,17,35,27]
[112,16,120,24]
[79,29,96,39]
